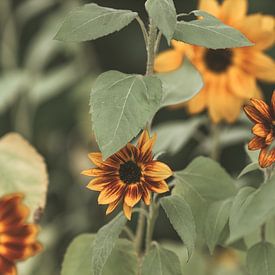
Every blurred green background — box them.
[0,0,275,274]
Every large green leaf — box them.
[61,235,137,275]
[174,10,253,49]
[174,157,237,201]
[55,3,137,42]
[0,133,48,222]
[247,242,275,275]
[153,117,204,154]
[204,199,232,254]
[90,71,163,159]
[145,0,177,43]
[91,213,127,275]
[141,244,182,275]
[158,59,203,107]
[160,195,196,259]
[229,178,275,243]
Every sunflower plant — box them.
[54,1,275,275]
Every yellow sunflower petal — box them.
[88,152,103,167]
[252,124,269,138]
[142,186,151,205]
[154,50,183,73]
[137,130,150,149]
[144,161,173,181]
[139,133,157,162]
[220,0,248,24]
[86,177,113,191]
[124,184,142,207]
[221,91,242,123]
[199,0,220,16]
[123,202,132,220]
[98,183,125,205]
[106,199,120,215]
[272,90,275,112]
[147,180,169,194]
[187,88,207,114]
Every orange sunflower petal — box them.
[259,148,275,168]
[137,130,150,150]
[272,90,275,113]
[139,133,157,162]
[86,177,115,191]
[265,132,273,145]
[144,161,173,181]
[243,105,265,123]
[141,185,151,205]
[248,136,265,151]
[252,124,269,138]
[250,98,272,121]
[146,180,169,194]
[0,257,16,275]
[199,0,220,17]
[106,199,120,215]
[220,0,248,24]
[98,182,125,205]
[154,50,183,73]
[88,152,103,167]
[187,88,207,114]
[123,202,132,220]
[124,184,142,207]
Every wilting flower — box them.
[0,194,42,275]
[82,130,173,220]
[244,91,275,168]
[155,0,275,123]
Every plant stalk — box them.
[146,19,157,76]
[210,123,221,161]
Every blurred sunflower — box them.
[82,130,172,220]
[0,194,42,275]
[244,91,275,168]
[155,0,275,123]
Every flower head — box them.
[244,91,275,168]
[0,194,42,275]
[155,0,275,123]
[82,130,173,220]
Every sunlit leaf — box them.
[90,71,162,159]
[174,10,253,49]
[55,3,137,42]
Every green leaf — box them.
[91,212,127,275]
[0,72,28,114]
[160,195,196,258]
[247,242,275,275]
[174,10,253,49]
[174,157,236,201]
[0,133,48,222]
[55,3,137,42]
[229,177,275,243]
[158,59,203,107]
[61,234,138,275]
[145,0,177,43]
[238,163,260,179]
[204,199,232,254]
[90,71,163,159]
[153,117,205,154]
[245,145,260,163]
[141,244,182,275]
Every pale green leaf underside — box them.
[174,10,253,49]
[90,70,163,159]
[0,133,48,222]
[247,242,275,275]
[158,59,203,107]
[141,244,182,275]
[61,234,137,275]
[229,177,275,243]
[160,195,196,259]
[238,162,260,179]
[145,0,177,43]
[55,3,137,42]
[91,213,127,275]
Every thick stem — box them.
[210,123,221,161]
[135,202,146,255]
[146,19,157,76]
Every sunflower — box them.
[244,91,275,168]
[0,193,42,275]
[81,130,173,220]
[155,0,275,123]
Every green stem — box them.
[135,202,146,255]
[146,19,157,76]
[136,16,148,46]
[210,123,221,161]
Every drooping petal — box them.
[141,185,151,205]
[98,183,125,205]
[243,105,266,123]
[199,0,220,17]
[154,50,183,72]
[0,257,16,275]
[123,203,132,220]
[144,161,173,181]
[252,123,269,138]
[106,199,120,215]
[124,184,142,207]
[146,180,169,194]
[220,0,248,24]
[248,136,265,151]
[259,148,275,168]
[250,98,272,121]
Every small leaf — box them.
[61,234,137,275]
[174,10,253,49]
[90,71,163,159]
[55,3,137,42]
[245,145,260,163]
[91,212,127,275]
[247,242,275,275]
[174,157,236,201]
[238,163,260,179]
[0,133,48,222]
[204,199,232,254]
[158,59,203,107]
[141,244,182,275]
[153,117,205,154]
[229,177,275,243]
[160,195,196,259]
[145,0,177,43]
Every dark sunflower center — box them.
[204,49,233,73]
[119,161,141,184]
